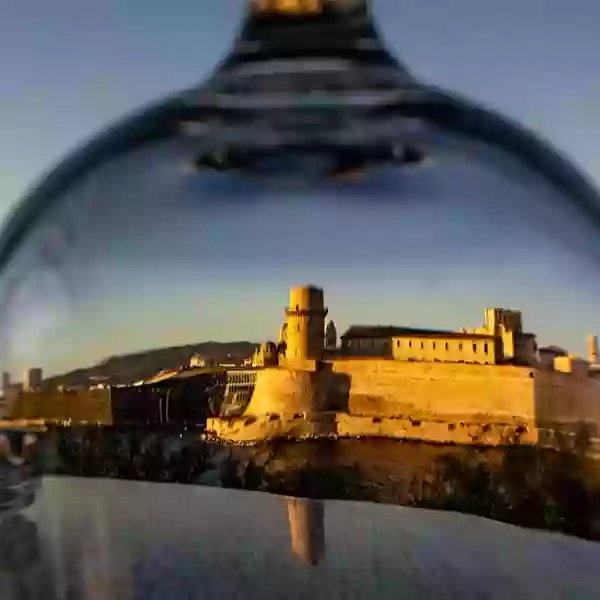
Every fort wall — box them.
[534,370,600,434]
[245,366,348,417]
[330,359,537,424]
[6,389,113,425]
[211,360,600,446]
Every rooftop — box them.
[341,326,495,340]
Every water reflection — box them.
[286,497,325,566]
[0,515,57,600]
[1,477,599,599]
[17,428,600,542]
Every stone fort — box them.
[207,285,600,448]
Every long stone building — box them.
[207,284,600,448]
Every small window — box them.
[445,342,449,351]
[420,341,424,349]
[396,340,400,348]
[297,325,300,333]
[409,341,412,348]
[473,343,477,353]
[432,342,437,350]
[484,343,488,355]
[458,343,463,351]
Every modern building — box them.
[2,372,10,394]
[23,368,43,392]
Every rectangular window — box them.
[473,343,477,353]
[484,343,488,354]
[432,342,436,350]
[396,340,400,348]
[458,343,463,351]
[420,341,424,349]
[409,341,412,348]
[445,342,449,351]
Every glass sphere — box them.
[1,106,598,382]
[1,2,599,430]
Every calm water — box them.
[2,476,600,600]
[21,429,600,542]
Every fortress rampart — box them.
[330,360,536,423]
[207,285,600,448]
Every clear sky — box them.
[1,0,600,376]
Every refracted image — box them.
[1,1,600,597]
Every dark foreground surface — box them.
[3,476,600,600]
[24,427,600,542]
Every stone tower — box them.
[278,322,288,345]
[588,334,598,364]
[285,286,328,363]
[325,320,337,350]
[252,341,279,367]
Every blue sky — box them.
[1,0,600,376]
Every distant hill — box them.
[43,341,260,388]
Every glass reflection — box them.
[0,133,599,381]
[1,2,599,392]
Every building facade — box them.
[23,368,43,392]
[338,307,537,366]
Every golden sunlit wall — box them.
[6,389,113,424]
[392,336,497,365]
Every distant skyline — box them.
[1,0,600,377]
